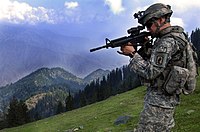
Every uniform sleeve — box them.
[129,37,178,80]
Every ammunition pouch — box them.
[164,66,189,95]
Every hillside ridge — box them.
[2,71,199,131]
[0,67,110,121]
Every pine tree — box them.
[0,100,8,129]
[6,97,29,127]
[191,28,200,51]
[56,101,64,114]
[190,28,200,65]
[65,91,74,111]
[98,76,107,101]
[79,91,87,107]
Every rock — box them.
[114,115,133,125]
[65,126,83,132]
[186,110,195,115]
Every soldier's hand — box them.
[117,42,136,57]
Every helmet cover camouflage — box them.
[135,3,173,25]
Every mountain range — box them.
[0,67,110,120]
[0,24,125,87]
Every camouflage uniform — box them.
[129,26,187,131]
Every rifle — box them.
[90,26,151,52]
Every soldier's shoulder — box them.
[154,37,175,53]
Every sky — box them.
[0,0,200,71]
[0,0,199,28]
[0,0,199,39]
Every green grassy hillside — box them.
[1,72,200,132]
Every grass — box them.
[1,69,200,132]
[172,72,200,132]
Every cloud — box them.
[155,0,200,13]
[104,0,125,15]
[0,0,56,24]
[63,1,81,23]
[64,1,79,9]
[146,0,200,31]
[124,0,200,31]
[171,17,184,27]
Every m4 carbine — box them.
[90,26,151,52]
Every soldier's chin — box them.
[150,32,157,38]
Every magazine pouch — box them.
[164,66,189,95]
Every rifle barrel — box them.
[90,45,107,52]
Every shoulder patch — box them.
[151,52,168,68]
[151,37,174,68]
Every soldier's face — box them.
[146,21,157,33]
[146,18,164,34]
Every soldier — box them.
[118,3,192,131]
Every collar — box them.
[156,26,184,38]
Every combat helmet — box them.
[134,3,173,26]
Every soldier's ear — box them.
[158,17,165,24]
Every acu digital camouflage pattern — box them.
[137,3,173,25]
[164,66,189,95]
[182,39,198,94]
[135,103,175,132]
[161,28,198,95]
[129,26,191,131]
